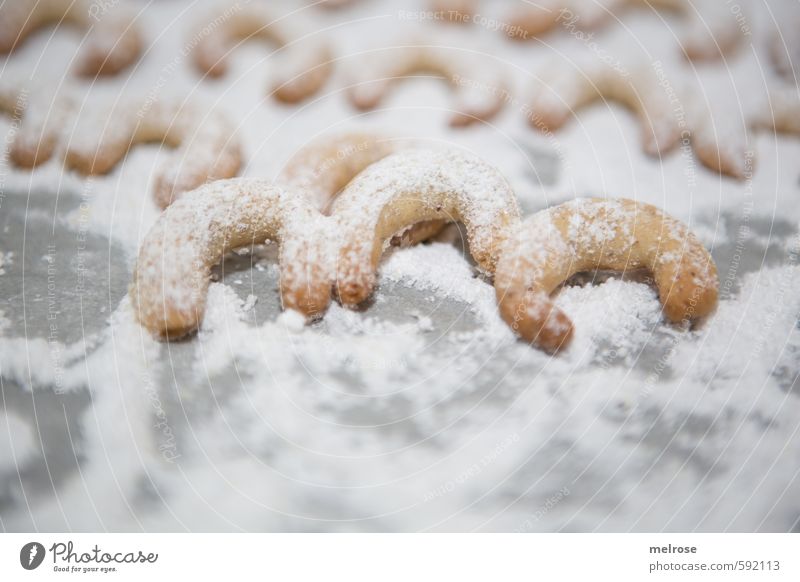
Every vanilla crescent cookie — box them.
[190,2,332,103]
[507,0,741,60]
[428,0,477,23]
[754,88,800,136]
[279,131,405,213]
[131,179,331,338]
[0,0,142,76]
[0,78,72,168]
[699,87,800,179]
[330,148,521,306]
[527,60,680,156]
[495,198,719,352]
[648,0,742,61]
[347,41,508,127]
[691,112,752,180]
[770,17,800,82]
[279,131,447,245]
[506,0,569,40]
[65,99,242,208]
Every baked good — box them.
[65,99,242,208]
[495,198,719,352]
[0,0,142,76]
[190,2,333,103]
[131,178,330,338]
[330,148,521,305]
[526,59,680,156]
[347,40,508,127]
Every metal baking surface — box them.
[1,0,799,532]
[2,165,798,532]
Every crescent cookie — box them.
[278,131,405,213]
[526,60,680,156]
[0,78,72,168]
[495,198,719,352]
[190,2,333,103]
[506,0,570,40]
[754,88,800,136]
[65,99,242,208]
[347,41,508,127]
[279,131,447,246]
[330,148,521,306]
[702,88,800,180]
[131,179,331,338]
[0,0,142,77]
[507,0,741,60]
[770,15,800,82]
[428,0,477,23]
[651,0,743,62]
[691,113,753,180]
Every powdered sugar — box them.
[0,411,36,468]
[0,0,798,534]
[555,277,665,363]
[382,242,509,334]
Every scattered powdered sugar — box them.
[1,0,799,533]
[276,308,306,333]
[0,411,37,469]
[195,283,431,402]
[0,336,91,391]
[0,251,12,275]
[0,430,41,524]
[383,243,477,300]
[381,242,511,336]
[554,278,665,363]
[242,294,258,312]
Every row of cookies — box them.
[2,1,797,186]
[130,131,719,353]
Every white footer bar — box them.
[1,533,796,580]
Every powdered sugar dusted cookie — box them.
[526,59,680,156]
[347,41,508,127]
[659,0,743,62]
[279,131,447,245]
[508,0,742,60]
[0,0,142,77]
[698,87,800,179]
[754,87,800,136]
[65,99,242,208]
[190,2,332,103]
[770,11,800,82]
[330,148,521,306]
[692,121,752,180]
[279,131,405,213]
[428,0,477,23]
[691,109,753,180]
[506,0,569,40]
[131,179,331,338]
[0,77,72,168]
[495,198,718,352]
